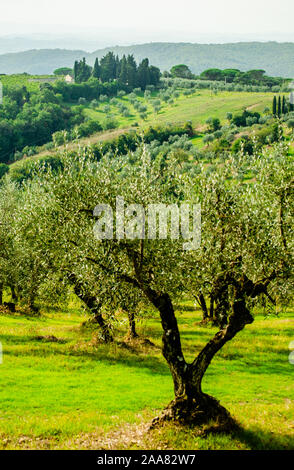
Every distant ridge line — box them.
[0,41,293,77]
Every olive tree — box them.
[15,141,293,429]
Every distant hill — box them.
[0,49,86,75]
[0,35,112,55]
[0,42,294,77]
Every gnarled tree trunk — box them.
[10,286,18,302]
[128,253,260,430]
[143,284,253,429]
[126,310,138,340]
[91,304,113,343]
[195,292,208,321]
[68,274,113,343]
[209,294,214,319]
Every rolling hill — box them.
[0,42,294,77]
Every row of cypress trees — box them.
[272,95,293,116]
[74,53,161,90]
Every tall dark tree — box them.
[277,96,282,117]
[126,55,138,89]
[74,60,79,82]
[119,55,128,85]
[282,95,287,115]
[149,65,161,87]
[74,58,92,83]
[137,58,151,90]
[272,96,277,116]
[115,55,121,79]
[100,52,117,82]
[92,58,101,80]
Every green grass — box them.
[82,89,274,130]
[6,87,275,169]
[0,74,57,93]
[0,304,293,449]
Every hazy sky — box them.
[1,0,294,43]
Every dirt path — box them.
[65,423,150,450]
[246,102,264,111]
[21,127,132,162]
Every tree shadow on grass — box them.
[232,425,294,450]
[3,337,170,377]
[0,334,61,345]
[0,311,47,322]
[174,304,197,312]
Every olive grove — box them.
[0,139,293,429]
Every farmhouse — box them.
[64,74,74,83]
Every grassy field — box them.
[0,303,293,450]
[0,74,57,93]
[82,89,274,130]
[8,88,274,166]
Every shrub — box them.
[117,90,126,97]
[90,99,99,108]
[214,130,223,139]
[52,130,70,146]
[246,116,258,126]
[203,134,214,144]
[232,136,254,155]
[286,118,294,130]
[122,109,131,118]
[99,94,109,102]
[75,120,103,137]
[0,163,9,179]
[103,118,118,130]
[8,155,63,184]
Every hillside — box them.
[1,42,294,76]
[0,48,85,75]
[6,89,274,169]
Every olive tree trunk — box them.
[143,284,253,428]
[68,274,113,343]
[127,310,138,339]
[194,293,208,321]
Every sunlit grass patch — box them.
[0,306,293,449]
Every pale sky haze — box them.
[1,0,294,44]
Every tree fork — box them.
[149,289,253,428]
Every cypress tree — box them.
[272,96,277,116]
[277,96,281,117]
[289,92,294,111]
[282,95,287,115]
[119,55,128,85]
[100,52,116,82]
[126,55,137,89]
[115,55,121,79]
[92,58,100,79]
[137,58,150,90]
[74,60,79,82]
